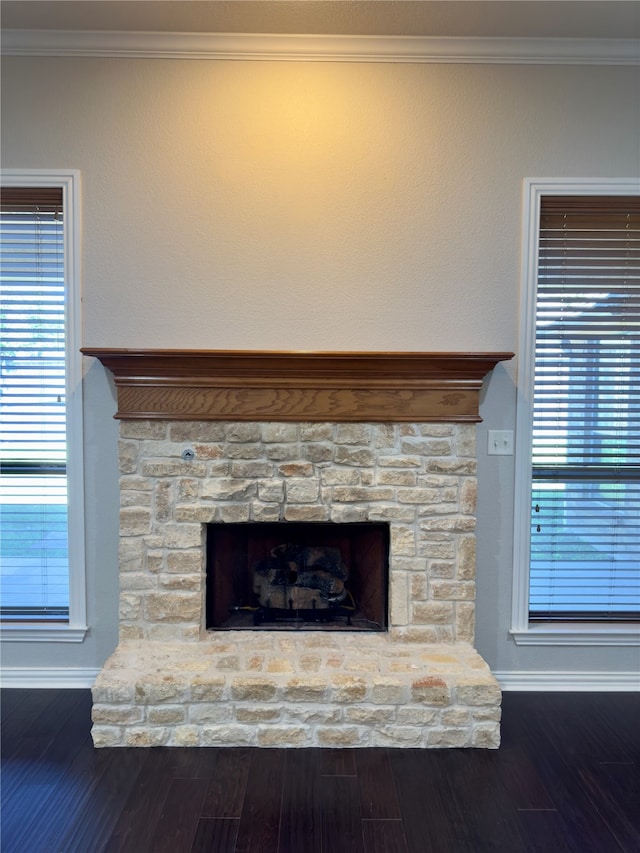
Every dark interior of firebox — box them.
[206,521,389,631]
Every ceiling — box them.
[2,1,639,40]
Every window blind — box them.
[530,195,640,620]
[0,187,69,620]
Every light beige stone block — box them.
[257,726,307,747]
[220,505,251,523]
[163,525,203,549]
[299,654,322,672]
[285,505,330,521]
[91,726,124,747]
[235,707,282,723]
[390,527,416,557]
[142,460,207,478]
[202,479,256,501]
[231,678,278,702]
[135,680,186,704]
[172,725,201,746]
[372,727,423,747]
[371,678,405,705]
[456,603,475,642]
[283,677,328,702]
[146,552,164,574]
[119,538,144,572]
[427,459,477,475]
[335,424,372,445]
[120,573,156,591]
[332,487,394,503]
[159,573,202,591]
[119,594,142,621]
[456,682,502,706]
[428,728,469,747]
[285,479,320,503]
[317,727,366,747]
[431,581,476,601]
[334,447,375,467]
[189,704,233,724]
[442,709,472,726]
[471,723,500,749]
[328,505,368,523]
[412,602,454,625]
[125,726,170,747]
[190,677,226,702]
[121,420,168,440]
[397,488,441,505]
[119,625,145,640]
[286,707,343,725]
[201,725,256,745]
[167,551,202,573]
[376,470,417,486]
[396,708,438,725]
[257,479,285,502]
[345,706,394,725]
[378,454,421,468]
[458,536,476,579]
[148,706,186,724]
[169,422,226,442]
[174,506,216,523]
[304,443,333,463]
[91,705,144,725]
[120,507,152,536]
[390,571,409,626]
[118,441,139,474]
[331,675,367,703]
[460,479,477,515]
[146,592,201,623]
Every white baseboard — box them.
[0,667,100,688]
[2,667,638,692]
[494,670,640,691]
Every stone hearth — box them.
[84,350,512,748]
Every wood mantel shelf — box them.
[81,349,513,422]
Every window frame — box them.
[1,169,87,642]
[511,178,640,647]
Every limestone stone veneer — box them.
[91,419,502,748]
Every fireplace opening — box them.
[206,522,389,631]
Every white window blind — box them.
[0,187,69,621]
[530,195,640,620]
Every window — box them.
[0,171,86,641]
[512,180,640,645]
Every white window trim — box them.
[510,177,640,647]
[0,169,87,643]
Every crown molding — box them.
[2,30,639,65]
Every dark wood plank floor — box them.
[1,690,638,852]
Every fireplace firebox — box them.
[206,522,389,631]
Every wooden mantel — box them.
[81,349,513,422]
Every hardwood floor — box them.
[1,690,638,852]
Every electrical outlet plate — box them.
[488,430,514,455]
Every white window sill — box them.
[510,624,640,646]
[0,624,88,643]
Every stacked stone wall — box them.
[117,421,477,642]
[92,418,501,749]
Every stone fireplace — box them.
[83,349,512,748]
